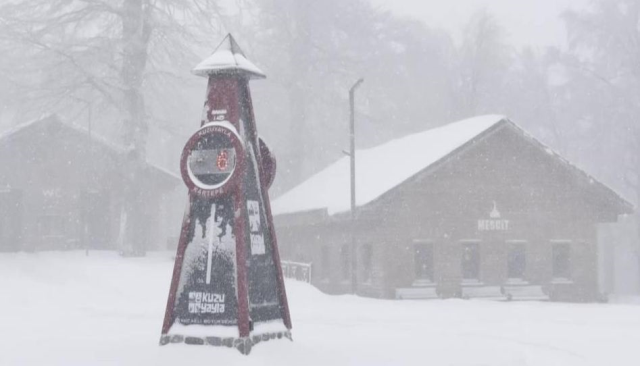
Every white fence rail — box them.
[281,260,312,284]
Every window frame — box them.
[361,243,373,283]
[551,240,572,280]
[320,245,330,280]
[340,244,350,282]
[37,213,67,239]
[506,240,527,280]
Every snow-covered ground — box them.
[1,251,639,366]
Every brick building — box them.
[272,115,633,302]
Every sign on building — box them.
[478,201,510,232]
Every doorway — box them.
[0,189,23,251]
[80,190,112,249]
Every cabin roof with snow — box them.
[271,115,633,217]
[0,114,180,187]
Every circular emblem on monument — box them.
[180,123,245,198]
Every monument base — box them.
[159,330,293,355]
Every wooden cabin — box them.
[0,115,181,252]
[272,115,633,302]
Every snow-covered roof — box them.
[0,114,181,183]
[272,115,506,216]
[0,114,126,153]
[192,34,266,79]
[0,113,57,143]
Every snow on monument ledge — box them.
[192,34,266,79]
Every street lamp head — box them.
[350,78,364,93]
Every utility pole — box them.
[349,78,363,295]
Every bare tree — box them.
[0,0,230,255]
[454,10,512,118]
[248,0,457,192]
[564,0,640,285]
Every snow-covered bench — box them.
[501,282,549,301]
[395,286,439,300]
[461,282,504,300]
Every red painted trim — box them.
[262,185,292,329]
[205,77,241,127]
[161,194,194,334]
[244,86,292,330]
[233,185,251,337]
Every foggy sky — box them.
[369,0,590,48]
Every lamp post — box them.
[349,78,363,294]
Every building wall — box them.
[0,123,177,251]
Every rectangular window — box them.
[0,206,7,242]
[0,189,22,251]
[461,242,480,280]
[414,242,434,281]
[507,242,526,279]
[362,244,373,282]
[552,242,571,279]
[321,245,330,280]
[38,214,66,238]
[80,190,111,249]
[340,244,350,281]
[0,192,8,242]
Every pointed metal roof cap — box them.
[192,34,266,79]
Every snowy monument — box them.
[160,34,292,355]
